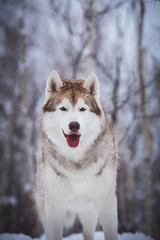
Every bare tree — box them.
[137,0,153,235]
[0,0,42,236]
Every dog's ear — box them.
[45,70,62,99]
[84,73,100,97]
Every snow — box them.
[0,232,154,240]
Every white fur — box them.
[40,162,117,240]
[43,98,105,161]
[37,71,118,240]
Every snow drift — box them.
[0,232,154,240]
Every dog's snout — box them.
[69,121,80,132]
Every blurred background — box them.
[0,0,160,239]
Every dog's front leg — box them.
[96,195,118,240]
[44,201,66,240]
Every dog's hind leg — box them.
[79,205,98,240]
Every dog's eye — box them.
[80,107,86,112]
[59,107,67,111]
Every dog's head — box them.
[41,70,105,155]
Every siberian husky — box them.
[37,70,118,240]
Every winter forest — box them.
[0,0,160,239]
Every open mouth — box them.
[63,130,81,148]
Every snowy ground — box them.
[0,232,154,240]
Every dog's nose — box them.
[69,121,80,132]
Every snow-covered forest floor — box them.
[0,232,154,240]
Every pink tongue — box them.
[67,134,80,148]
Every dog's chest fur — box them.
[37,122,117,213]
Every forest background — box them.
[0,0,160,240]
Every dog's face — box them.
[42,71,105,153]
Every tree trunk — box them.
[82,0,96,77]
[19,6,34,190]
[19,2,43,236]
[137,0,153,235]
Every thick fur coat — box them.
[36,71,118,240]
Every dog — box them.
[36,70,118,240]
